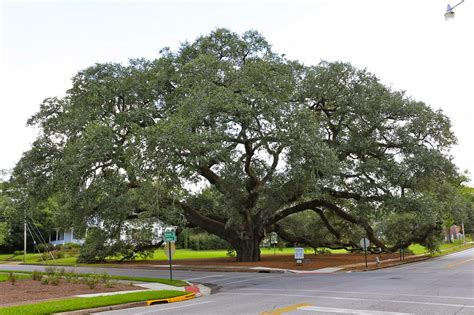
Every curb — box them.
[338,254,432,272]
[105,264,286,273]
[53,292,197,315]
[53,301,147,315]
[147,292,196,305]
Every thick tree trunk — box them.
[235,238,261,262]
[446,228,452,243]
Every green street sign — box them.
[163,229,177,242]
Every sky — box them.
[1,0,473,182]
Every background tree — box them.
[11,29,462,261]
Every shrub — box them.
[100,272,111,283]
[7,272,17,285]
[314,248,331,255]
[65,272,73,283]
[49,273,60,286]
[71,274,81,284]
[31,270,43,281]
[226,248,236,257]
[62,242,81,250]
[40,250,67,261]
[85,273,100,289]
[104,279,117,288]
[12,250,24,257]
[41,276,50,285]
[44,266,57,275]
[37,243,54,253]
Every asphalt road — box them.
[2,248,473,314]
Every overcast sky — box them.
[1,0,473,182]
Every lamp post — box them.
[445,0,465,20]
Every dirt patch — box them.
[0,279,141,306]
[111,252,408,271]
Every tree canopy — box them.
[10,29,464,261]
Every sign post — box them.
[294,247,304,266]
[270,232,278,256]
[359,237,370,270]
[163,228,177,281]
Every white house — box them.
[48,220,164,246]
[48,228,84,246]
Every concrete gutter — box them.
[53,301,147,315]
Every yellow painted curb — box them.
[260,303,312,315]
[147,292,196,305]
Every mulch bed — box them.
[111,252,409,271]
[0,279,141,306]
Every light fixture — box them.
[445,0,465,20]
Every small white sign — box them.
[294,247,305,260]
[360,238,370,250]
[270,232,278,245]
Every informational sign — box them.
[163,242,176,260]
[163,229,177,242]
[294,247,305,261]
[163,227,177,281]
[359,237,370,250]
[270,232,278,245]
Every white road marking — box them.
[217,292,474,308]
[219,274,281,285]
[234,288,474,301]
[139,301,212,313]
[298,306,412,314]
[185,275,224,281]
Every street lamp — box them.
[445,0,465,20]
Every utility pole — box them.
[23,220,27,263]
[461,222,466,245]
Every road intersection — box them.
[2,248,473,314]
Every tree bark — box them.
[234,237,262,262]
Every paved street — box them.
[2,248,473,314]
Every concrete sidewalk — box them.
[74,281,210,298]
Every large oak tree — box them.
[11,29,461,261]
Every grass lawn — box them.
[0,290,187,315]
[0,272,30,282]
[408,239,473,255]
[9,248,347,265]
[1,238,470,266]
[145,247,347,261]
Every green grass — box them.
[0,253,77,265]
[1,247,349,265]
[408,239,473,255]
[141,247,347,261]
[1,239,468,266]
[0,272,30,282]
[0,269,187,287]
[0,290,187,315]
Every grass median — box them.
[0,269,187,287]
[0,290,187,315]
